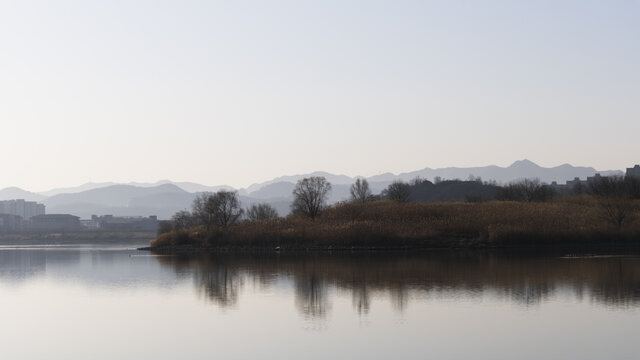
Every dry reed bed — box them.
[151,197,640,249]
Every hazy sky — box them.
[1,0,638,191]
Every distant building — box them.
[80,219,100,230]
[586,173,603,183]
[30,214,81,232]
[0,199,45,219]
[565,177,585,188]
[627,165,640,179]
[549,165,640,196]
[85,215,159,232]
[550,176,588,195]
[0,214,25,233]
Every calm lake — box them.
[0,245,638,360]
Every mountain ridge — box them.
[2,159,627,199]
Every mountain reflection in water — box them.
[155,251,640,317]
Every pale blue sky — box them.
[1,0,638,191]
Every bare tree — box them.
[599,197,636,229]
[208,190,244,226]
[350,178,373,203]
[291,177,332,220]
[384,180,411,202]
[246,203,279,221]
[172,210,195,230]
[409,176,424,186]
[192,192,214,229]
[192,190,243,228]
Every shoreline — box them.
[0,231,156,246]
[139,240,640,253]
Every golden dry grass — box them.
[151,197,640,249]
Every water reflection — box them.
[0,247,176,287]
[1,248,638,360]
[155,251,640,317]
[295,273,331,318]
[0,250,80,281]
[2,249,639,318]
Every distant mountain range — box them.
[39,180,234,197]
[0,187,47,202]
[0,160,626,219]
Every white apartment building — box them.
[0,199,46,219]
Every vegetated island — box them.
[143,176,640,252]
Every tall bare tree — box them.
[192,192,214,229]
[291,177,332,220]
[192,190,243,228]
[350,178,373,203]
[208,190,244,226]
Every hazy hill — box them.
[247,182,296,199]
[129,192,197,212]
[161,182,234,194]
[122,180,234,194]
[31,159,625,200]
[41,183,283,219]
[0,187,46,202]
[40,180,236,197]
[43,203,184,220]
[241,160,623,198]
[43,184,192,219]
[44,184,187,207]
[244,171,355,194]
[40,182,118,197]
[389,160,622,185]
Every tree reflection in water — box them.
[155,252,640,318]
[294,274,330,318]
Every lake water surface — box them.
[0,245,638,359]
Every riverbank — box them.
[146,198,640,252]
[0,231,156,246]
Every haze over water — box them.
[1,246,638,360]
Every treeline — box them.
[158,176,498,235]
[497,176,640,202]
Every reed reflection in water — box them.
[155,251,640,318]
